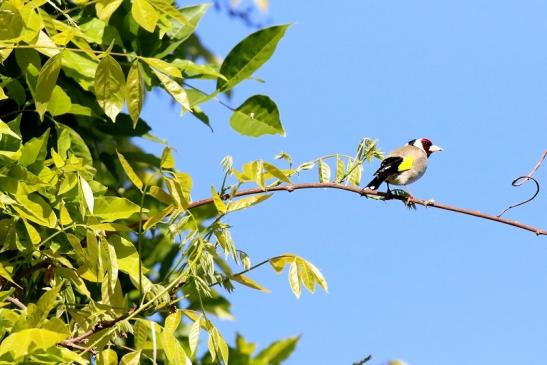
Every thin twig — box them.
[498,150,547,217]
[7,296,26,310]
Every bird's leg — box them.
[385,183,393,199]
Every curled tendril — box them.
[497,151,546,217]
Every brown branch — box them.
[189,182,547,236]
[58,181,547,352]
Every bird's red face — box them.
[416,138,443,157]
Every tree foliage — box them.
[0,1,386,364]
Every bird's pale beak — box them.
[429,145,443,153]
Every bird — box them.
[364,138,443,193]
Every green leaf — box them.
[13,194,57,228]
[93,196,142,221]
[227,194,271,213]
[95,54,125,122]
[96,349,118,365]
[230,95,284,137]
[0,3,23,40]
[164,4,209,44]
[47,86,72,116]
[263,162,291,183]
[4,78,26,106]
[171,59,226,80]
[117,152,144,191]
[95,0,123,21]
[288,260,301,299]
[131,0,159,32]
[126,61,145,127]
[0,262,19,288]
[148,0,190,26]
[0,326,69,359]
[0,86,6,100]
[143,57,182,79]
[255,336,300,364]
[318,159,330,183]
[153,68,190,112]
[29,283,63,326]
[79,176,94,214]
[164,311,181,335]
[161,331,187,364]
[188,316,201,355]
[335,156,345,182]
[217,24,290,92]
[120,351,141,365]
[35,53,63,121]
[207,327,229,364]
[160,146,176,169]
[211,186,227,214]
[19,129,49,168]
[233,274,270,293]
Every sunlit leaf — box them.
[227,194,271,213]
[117,152,144,191]
[79,175,94,214]
[120,350,141,365]
[188,316,201,355]
[217,24,290,92]
[0,3,23,40]
[95,54,125,122]
[35,53,63,121]
[126,61,145,127]
[131,0,159,32]
[211,186,227,214]
[318,159,330,183]
[143,57,182,79]
[93,196,142,221]
[288,260,301,298]
[230,94,284,137]
[153,68,190,112]
[233,274,270,293]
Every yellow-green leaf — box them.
[93,196,142,221]
[95,54,125,122]
[132,0,159,32]
[160,146,175,169]
[143,204,174,230]
[263,162,291,183]
[211,186,227,214]
[126,61,144,127]
[22,218,41,245]
[227,194,271,213]
[143,57,182,79]
[188,316,201,355]
[230,95,284,137]
[0,327,69,359]
[120,351,141,365]
[35,53,63,121]
[288,260,301,298]
[217,24,289,92]
[96,349,118,365]
[161,331,187,364]
[233,274,270,293]
[0,3,23,41]
[0,262,19,288]
[153,68,190,112]
[318,159,330,183]
[0,119,20,139]
[79,175,94,214]
[95,0,123,22]
[117,152,143,191]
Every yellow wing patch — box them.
[397,156,414,172]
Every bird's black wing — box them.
[364,156,403,190]
[374,156,403,178]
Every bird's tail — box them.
[364,175,386,190]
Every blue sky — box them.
[140,1,547,363]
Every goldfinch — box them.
[364,138,443,191]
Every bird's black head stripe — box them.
[407,139,416,146]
